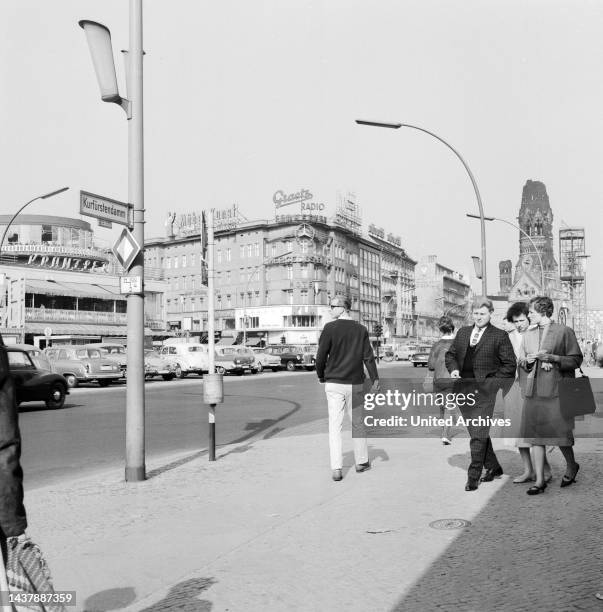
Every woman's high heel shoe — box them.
[560,463,580,488]
[526,483,547,495]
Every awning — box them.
[25,322,155,337]
[25,280,67,297]
[217,337,237,345]
[25,280,125,301]
[56,282,124,301]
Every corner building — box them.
[145,210,416,345]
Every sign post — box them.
[202,209,224,461]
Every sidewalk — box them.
[26,399,603,611]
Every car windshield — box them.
[104,346,125,354]
[188,346,204,352]
[80,349,102,359]
[221,348,236,355]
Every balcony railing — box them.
[25,307,127,325]
[2,243,108,260]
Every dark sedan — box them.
[7,347,69,409]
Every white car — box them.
[157,344,209,378]
[249,347,282,372]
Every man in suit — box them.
[445,297,517,491]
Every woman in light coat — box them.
[518,296,582,495]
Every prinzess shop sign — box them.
[273,188,325,212]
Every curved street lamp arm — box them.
[0,187,69,259]
[398,123,488,297]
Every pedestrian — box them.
[427,316,456,445]
[445,296,517,492]
[517,296,582,496]
[315,295,380,482]
[504,302,552,483]
[0,333,65,611]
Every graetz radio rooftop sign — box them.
[273,188,325,213]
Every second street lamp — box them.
[356,119,489,297]
[0,187,69,260]
[466,213,546,294]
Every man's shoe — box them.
[332,469,343,481]
[480,467,503,482]
[441,437,451,445]
[355,462,370,473]
[465,479,479,492]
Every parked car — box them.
[144,350,176,380]
[214,346,258,375]
[249,347,282,372]
[7,346,68,409]
[381,344,395,362]
[265,345,314,371]
[11,343,52,370]
[409,346,432,367]
[85,343,128,376]
[157,343,209,378]
[396,344,419,361]
[43,346,123,387]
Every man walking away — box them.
[316,296,380,481]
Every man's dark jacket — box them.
[445,323,516,380]
[0,334,27,538]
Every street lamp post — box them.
[466,213,546,294]
[80,1,146,482]
[356,120,488,297]
[0,188,70,260]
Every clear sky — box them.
[2,1,602,304]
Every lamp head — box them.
[79,20,121,104]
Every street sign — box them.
[44,327,52,338]
[80,190,132,227]
[98,218,112,229]
[112,228,141,271]
[120,275,142,294]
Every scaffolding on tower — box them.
[559,228,588,339]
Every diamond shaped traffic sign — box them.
[112,228,141,271]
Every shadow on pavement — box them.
[391,450,603,612]
[83,586,136,611]
[147,396,302,476]
[138,577,216,612]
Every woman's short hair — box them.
[529,296,554,317]
[438,316,454,335]
[471,296,494,312]
[506,301,529,322]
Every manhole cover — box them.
[429,518,471,530]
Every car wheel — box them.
[64,374,78,388]
[286,360,296,372]
[256,362,264,373]
[272,367,280,372]
[216,366,226,375]
[162,374,175,381]
[413,363,418,367]
[46,383,66,409]
[251,368,259,374]
[175,364,186,379]
[98,379,111,387]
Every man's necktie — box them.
[470,329,480,347]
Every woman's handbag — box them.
[559,369,597,418]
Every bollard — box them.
[204,373,224,461]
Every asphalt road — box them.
[18,362,416,490]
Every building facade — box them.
[0,214,166,346]
[145,203,417,345]
[414,255,471,341]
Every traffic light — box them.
[374,323,383,337]
[280,335,286,344]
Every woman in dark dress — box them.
[427,316,455,445]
